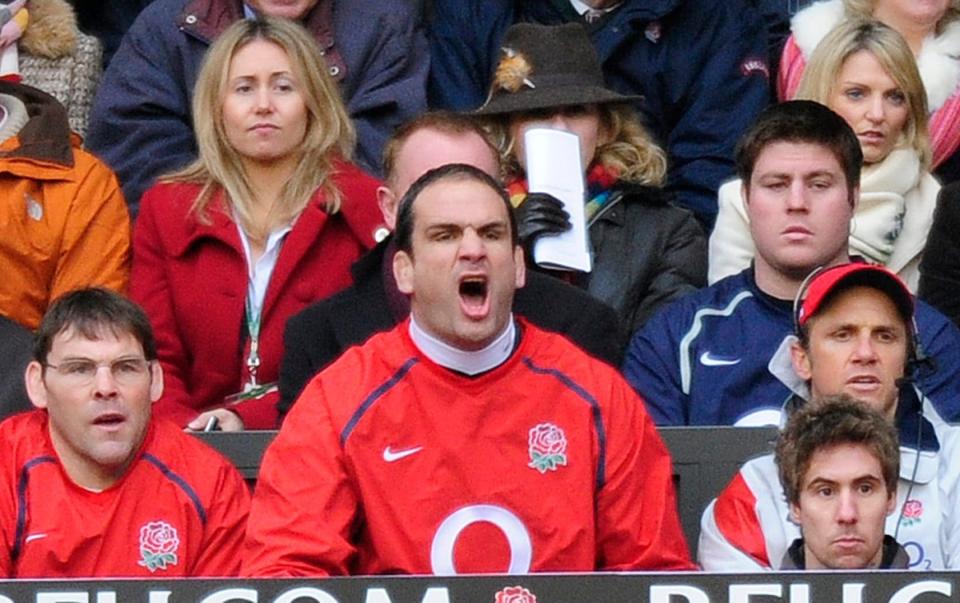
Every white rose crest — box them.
[527,422,567,473]
[495,585,537,603]
[137,520,180,572]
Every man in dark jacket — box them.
[624,101,960,426]
[278,111,624,418]
[87,0,428,214]
[427,0,770,228]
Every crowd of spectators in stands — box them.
[0,0,958,579]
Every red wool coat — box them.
[130,163,383,428]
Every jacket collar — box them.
[0,81,74,170]
[178,0,242,43]
[782,536,909,570]
[170,190,240,258]
[527,0,680,22]
[169,187,334,320]
[779,387,942,460]
[171,160,381,258]
[178,0,344,82]
[170,186,339,262]
[612,0,680,21]
[350,235,390,283]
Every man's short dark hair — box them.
[381,110,499,185]
[394,163,518,255]
[736,100,863,202]
[776,395,899,508]
[34,288,157,364]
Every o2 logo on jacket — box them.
[430,505,532,575]
[903,541,931,570]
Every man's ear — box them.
[790,338,813,381]
[741,181,750,206]
[789,501,801,526]
[849,185,860,212]
[149,360,164,403]
[885,490,897,517]
[393,249,414,295]
[514,245,526,289]
[25,361,48,410]
[377,185,399,230]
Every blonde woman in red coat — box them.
[130,17,383,430]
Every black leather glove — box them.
[515,192,572,249]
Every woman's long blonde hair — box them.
[796,19,931,168]
[164,16,355,243]
[488,103,667,187]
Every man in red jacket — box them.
[244,163,692,576]
[0,288,249,577]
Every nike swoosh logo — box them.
[25,533,47,543]
[383,446,423,462]
[699,352,741,367]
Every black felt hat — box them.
[474,22,639,116]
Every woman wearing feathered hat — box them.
[477,22,706,334]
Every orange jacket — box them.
[0,82,129,330]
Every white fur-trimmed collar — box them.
[790,0,845,57]
[917,20,960,110]
[791,0,960,111]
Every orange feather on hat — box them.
[493,48,535,93]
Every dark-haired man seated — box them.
[624,101,960,427]
[245,164,692,575]
[0,288,250,577]
[278,111,624,420]
[775,398,907,570]
[699,264,960,570]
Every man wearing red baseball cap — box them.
[699,263,960,571]
[792,263,917,423]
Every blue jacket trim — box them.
[341,358,419,447]
[143,453,207,526]
[12,455,56,563]
[521,357,607,490]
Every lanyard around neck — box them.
[244,295,263,389]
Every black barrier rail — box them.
[0,572,956,602]
[193,427,780,556]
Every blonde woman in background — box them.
[709,19,938,290]
[780,0,960,182]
